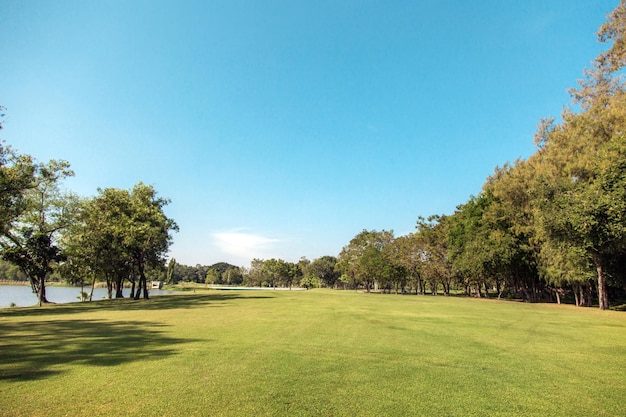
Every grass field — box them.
[1,289,625,416]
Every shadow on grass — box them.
[0,292,275,318]
[0,318,198,382]
[0,293,275,381]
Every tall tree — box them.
[533,51,626,309]
[125,183,178,300]
[223,267,244,285]
[482,162,542,301]
[166,258,176,284]
[62,183,178,300]
[307,256,339,288]
[261,258,291,288]
[1,160,75,305]
[0,109,36,237]
[388,234,425,295]
[63,188,134,299]
[336,229,394,292]
[0,143,36,237]
[415,216,452,295]
[448,193,520,299]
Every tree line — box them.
[163,257,340,290]
[333,3,626,310]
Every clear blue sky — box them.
[0,0,618,267]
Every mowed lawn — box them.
[1,290,625,417]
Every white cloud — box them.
[212,230,281,264]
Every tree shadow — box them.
[0,318,197,382]
[0,292,275,318]
[0,292,276,381]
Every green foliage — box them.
[0,157,74,305]
[336,229,395,292]
[307,255,339,288]
[222,267,244,285]
[0,259,27,281]
[61,183,178,300]
[414,216,452,295]
[166,258,176,284]
[205,268,220,285]
[0,141,36,237]
[390,4,626,308]
[202,262,243,285]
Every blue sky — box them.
[0,0,618,267]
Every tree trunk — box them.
[106,277,113,299]
[497,281,505,300]
[142,276,149,299]
[89,277,96,302]
[141,265,149,300]
[115,276,124,298]
[133,256,150,300]
[134,276,142,300]
[37,277,48,306]
[579,284,587,307]
[28,277,48,306]
[594,256,609,310]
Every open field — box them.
[1,290,625,417]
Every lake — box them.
[0,285,172,308]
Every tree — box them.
[534,132,626,309]
[0,259,27,281]
[223,267,243,285]
[166,258,176,284]
[482,162,542,301]
[448,193,520,299]
[62,188,134,299]
[124,183,178,300]
[532,75,626,310]
[336,230,394,292]
[0,109,37,238]
[307,256,339,288]
[414,216,452,295]
[205,268,220,285]
[62,183,178,300]
[0,108,37,238]
[261,258,291,288]
[1,160,75,305]
[388,234,425,295]
[0,144,36,237]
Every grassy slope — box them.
[0,290,625,417]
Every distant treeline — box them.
[0,260,27,281]
[166,260,243,285]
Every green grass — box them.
[1,290,625,416]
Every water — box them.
[0,285,171,308]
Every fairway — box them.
[1,290,625,417]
